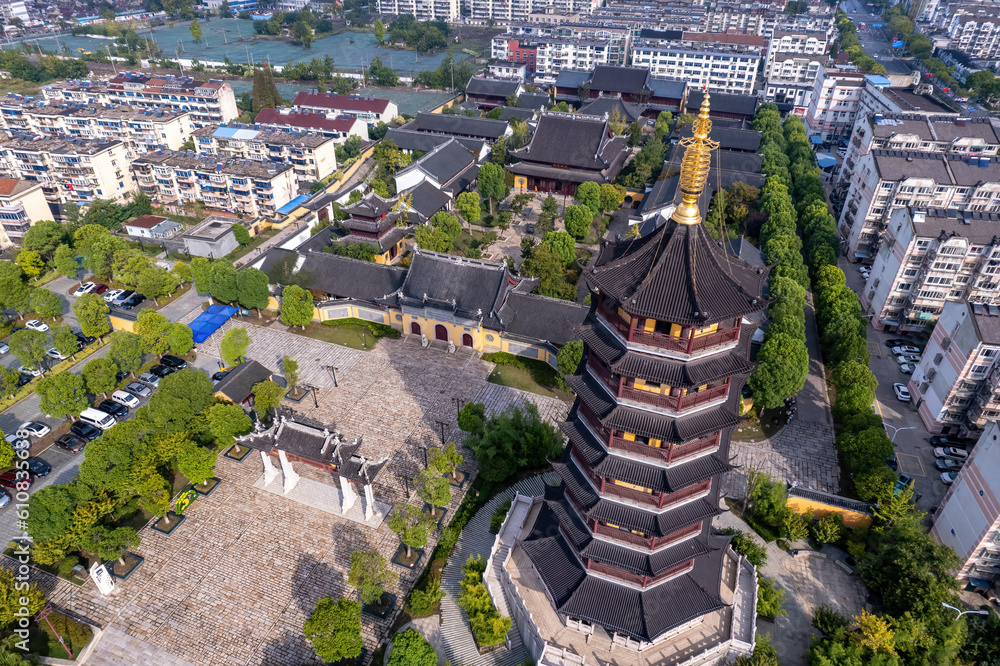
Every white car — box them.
[934,446,969,460]
[103,289,124,303]
[72,282,95,298]
[893,383,911,401]
[45,347,68,360]
[111,390,141,408]
[896,354,920,365]
[857,266,869,274]
[0,343,8,355]
[891,345,921,355]
[18,421,50,438]
[899,363,915,375]
[940,471,958,485]
[5,433,29,452]
[25,320,49,332]
[17,366,41,377]
[138,372,160,388]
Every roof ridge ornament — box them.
[671,91,719,226]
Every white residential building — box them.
[947,10,1000,59]
[803,67,866,144]
[630,42,761,95]
[192,125,339,185]
[291,91,399,125]
[467,0,601,23]
[0,178,51,247]
[376,0,461,21]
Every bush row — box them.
[320,317,402,339]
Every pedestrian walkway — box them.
[438,476,545,666]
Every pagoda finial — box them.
[671,90,719,226]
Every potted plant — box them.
[348,549,398,619]
[414,468,450,528]
[429,442,466,488]
[388,504,431,568]
[88,526,143,579]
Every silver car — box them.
[125,381,152,397]
[138,372,160,388]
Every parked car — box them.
[125,381,152,397]
[68,422,101,442]
[75,332,96,346]
[0,343,8,354]
[0,470,32,489]
[858,266,869,274]
[940,471,958,485]
[0,490,9,509]
[18,366,41,377]
[894,473,914,494]
[103,289,124,303]
[121,293,146,310]
[899,363,915,374]
[211,370,230,383]
[45,347,68,361]
[25,320,49,332]
[92,283,108,295]
[895,354,919,365]
[26,457,51,477]
[111,290,135,307]
[18,421,50,438]
[886,456,898,471]
[111,390,141,408]
[6,434,28,452]
[55,433,87,452]
[885,339,915,348]
[935,457,964,472]
[72,282,95,297]
[16,373,32,387]
[160,355,187,369]
[137,373,160,388]
[934,446,969,460]
[893,383,911,401]
[149,364,175,379]
[98,399,128,419]
[892,345,921,355]
[930,435,966,447]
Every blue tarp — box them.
[277,194,310,215]
[816,153,838,168]
[188,305,239,343]
[809,135,823,144]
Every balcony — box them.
[596,298,741,355]
[591,521,703,552]
[620,381,730,413]
[574,447,712,509]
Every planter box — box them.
[361,593,397,620]
[109,553,144,580]
[328,647,368,666]
[448,471,468,489]
[151,512,185,535]
[391,545,423,569]
[425,505,448,529]
[193,477,221,496]
[224,445,252,462]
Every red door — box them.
[462,333,474,347]
[410,322,421,335]
[435,324,449,341]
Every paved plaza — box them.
[728,420,841,497]
[27,331,571,666]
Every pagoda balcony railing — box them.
[586,356,618,389]
[573,447,712,509]
[585,558,694,588]
[591,521,703,551]
[608,431,721,464]
[596,299,742,354]
[619,381,729,413]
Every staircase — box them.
[439,476,545,666]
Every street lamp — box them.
[883,423,916,443]
[435,420,448,445]
[941,603,989,620]
[453,397,464,420]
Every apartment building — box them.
[803,67,866,145]
[192,126,338,185]
[492,23,632,72]
[0,0,30,25]
[764,52,825,84]
[630,34,764,95]
[291,91,398,125]
[0,99,195,154]
[862,207,1000,333]
[0,137,135,208]
[857,79,954,121]
[467,0,600,23]
[841,151,1000,261]
[909,302,1000,436]
[132,152,296,219]
[42,73,239,127]
[376,0,461,21]
[0,179,51,247]
[947,9,1000,59]
[932,420,1000,596]
[840,114,1000,187]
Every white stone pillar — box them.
[340,475,357,513]
[277,450,300,494]
[261,451,279,486]
[363,483,376,521]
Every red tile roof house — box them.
[123,214,183,240]
[291,91,399,125]
[253,108,370,143]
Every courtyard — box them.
[30,330,570,666]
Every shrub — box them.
[757,576,787,620]
[321,317,401,338]
[457,555,511,648]
[57,555,80,579]
[720,527,768,567]
[813,605,849,635]
[405,576,445,617]
[42,612,92,654]
[490,498,513,534]
[811,512,845,544]
[781,511,810,541]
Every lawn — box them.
[487,364,574,402]
[225,228,279,264]
[288,322,373,350]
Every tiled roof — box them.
[213,360,276,404]
[466,77,521,98]
[685,90,759,117]
[590,65,650,95]
[125,214,169,229]
[254,108,362,132]
[578,96,646,123]
[502,293,589,345]
[395,139,477,189]
[292,91,392,114]
[678,125,761,152]
[509,112,629,171]
[405,113,509,141]
[384,127,487,156]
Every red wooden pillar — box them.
[686,328,695,354]
[627,311,637,342]
[599,476,606,492]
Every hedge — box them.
[320,317,401,339]
[0,341,104,413]
[481,351,566,391]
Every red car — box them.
[0,470,33,489]
[92,283,108,295]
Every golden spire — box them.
[671,92,719,226]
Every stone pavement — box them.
[727,421,840,498]
[37,331,569,666]
[714,510,867,666]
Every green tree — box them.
[303,598,363,664]
[25,480,94,542]
[52,324,79,360]
[428,442,463,482]
[54,244,78,279]
[86,526,140,566]
[235,267,271,314]
[232,224,251,246]
[541,230,575,266]
[367,56,400,86]
[0,440,13,470]
[457,402,486,436]
[282,355,300,394]
[291,19,313,47]
[477,162,507,214]
[252,379,285,416]
[168,323,194,356]
[0,567,46,628]
[757,576,787,619]
[82,357,118,397]
[557,339,583,375]
[748,332,809,408]
[220,327,251,366]
[140,370,215,435]
[134,309,171,355]
[574,181,601,215]
[74,293,111,340]
[387,628,437,666]
[138,265,178,305]
[190,256,212,294]
[29,288,62,319]
[456,191,481,224]
[189,20,201,41]
[251,65,282,114]
[599,183,626,212]
[389,504,430,557]
[563,205,592,240]
[962,608,1000,666]
[218,0,232,17]
[209,261,239,304]
[176,440,218,486]
[206,401,254,450]
[373,18,385,43]
[280,284,314,328]
[655,110,673,137]
[463,403,562,484]
[348,549,397,605]
[22,219,68,259]
[415,468,450,519]
[10,329,47,372]
[520,245,575,301]
[108,331,144,377]
[173,261,192,284]
[812,512,844,544]
[36,371,88,420]
[16,249,45,278]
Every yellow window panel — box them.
[604,522,620,529]
[650,439,662,448]
[670,323,683,337]
[614,480,652,494]
[623,432,636,441]
[644,318,656,332]
[693,323,719,337]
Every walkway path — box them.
[438,476,544,666]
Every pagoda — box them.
[498,93,765,663]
